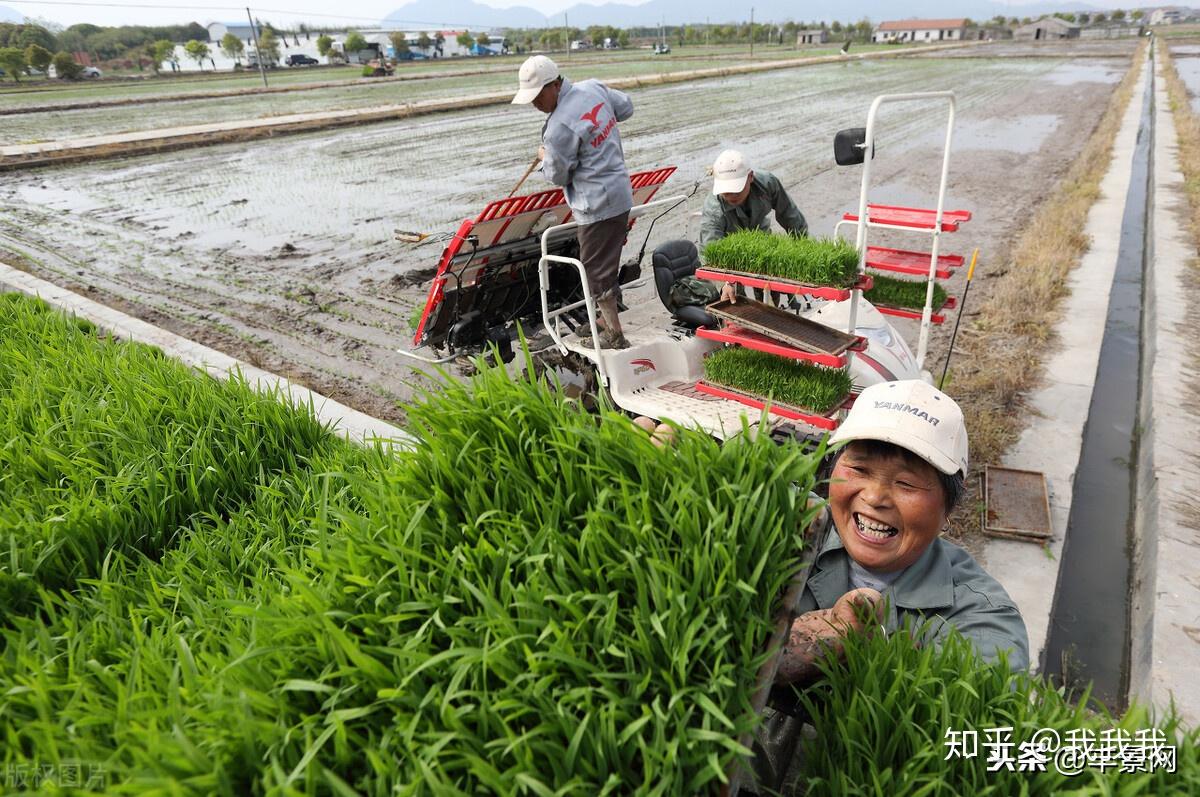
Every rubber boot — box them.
[579,292,629,350]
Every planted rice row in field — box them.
[0,294,333,620]
[703,347,852,414]
[702,230,860,287]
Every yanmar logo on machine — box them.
[630,359,656,375]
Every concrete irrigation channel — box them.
[2,35,1198,723]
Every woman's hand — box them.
[720,282,736,304]
[775,588,884,685]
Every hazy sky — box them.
[1,0,1131,31]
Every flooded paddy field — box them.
[0,46,912,144]
[0,51,1128,421]
[1169,42,1200,112]
[0,43,895,110]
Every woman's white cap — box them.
[512,55,559,104]
[712,149,752,195]
[829,380,969,476]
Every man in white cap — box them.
[777,380,1029,684]
[702,150,808,304]
[512,55,635,349]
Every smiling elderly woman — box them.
[776,380,1030,684]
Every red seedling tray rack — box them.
[872,296,958,324]
[865,246,963,279]
[696,325,866,368]
[843,204,972,232]
[695,381,845,431]
[694,269,873,301]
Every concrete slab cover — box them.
[0,260,414,449]
[979,59,1149,673]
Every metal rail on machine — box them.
[847,91,957,370]
[538,194,686,386]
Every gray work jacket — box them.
[798,523,1031,672]
[699,170,808,246]
[540,77,634,226]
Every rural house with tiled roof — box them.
[872,18,968,43]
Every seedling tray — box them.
[981,466,1053,542]
[843,204,972,232]
[695,268,872,301]
[705,298,864,355]
[865,246,963,279]
[695,381,845,431]
[872,296,957,324]
[697,325,865,368]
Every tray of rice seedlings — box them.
[0,347,829,794]
[794,624,1200,794]
[0,292,334,621]
[698,230,864,298]
[864,273,953,319]
[700,347,852,427]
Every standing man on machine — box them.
[512,54,635,349]
[701,149,809,304]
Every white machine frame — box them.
[837,90,957,370]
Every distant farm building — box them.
[796,29,829,45]
[1014,17,1081,41]
[1150,8,1186,25]
[872,19,967,44]
[1079,23,1146,39]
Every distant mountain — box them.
[554,1,1107,27]
[383,0,547,30]
[383,0,1108,30]
[0,5,25,23]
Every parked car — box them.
[285,54,319,66]
[81,66,102,78]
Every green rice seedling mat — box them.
[864,272,949,311]
[702,229,860,287]
[702,347,851,415]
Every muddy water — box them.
[0,54,1128,423]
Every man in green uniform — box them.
[700,149,808,304]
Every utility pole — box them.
[749,8,754,57]
[247,7,268,88]
[565,12,570,58]
[706,17,709,48]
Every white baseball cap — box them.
[829,380,969,476]
[512,55,559,104]
[712,149,752,195]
